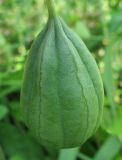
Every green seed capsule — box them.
[20,0,104,149]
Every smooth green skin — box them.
[21,17,104,149]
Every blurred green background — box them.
[0,0,122,160]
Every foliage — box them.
[0,0,122,159]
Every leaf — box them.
[58,148,79,160]
[0,70,22,98]
[93,136,121,160]
[10,154,26,160]
[102,106,122,135]
[0,146,5,160]
[78,153,92,160]
[9,102,22,121]
[102,37,122,135]
[103,43,116,116]
[0,86,20,98]
[74,21,91,39]
[109,10,122,34]
[0,105,8,120]
[0,122,45,160]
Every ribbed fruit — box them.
[20,0,104,149]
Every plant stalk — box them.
[45,0,56,18]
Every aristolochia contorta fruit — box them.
[21,0,104,148]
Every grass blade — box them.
[93,136,121,160]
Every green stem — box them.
[45,0,56,18]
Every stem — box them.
[99,0,117,118]
[45,0,56,18]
